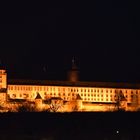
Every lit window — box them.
[44,87,46,91]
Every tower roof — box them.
[35,93,42,99]
[76,94,82,100]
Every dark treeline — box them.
[0,112,140,140]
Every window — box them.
[12,94,16,98]
[44,87,46,91]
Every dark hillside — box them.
[0,112,140,139]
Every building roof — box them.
[7,79,140,89]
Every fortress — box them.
[0,61,140,112]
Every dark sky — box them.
[0,1,139,82]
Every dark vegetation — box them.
[0,112,140,140]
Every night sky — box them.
[0,1,139,82]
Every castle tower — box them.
[0,68,7,103]
[35,93,43,111]
[67,57,79,82]
[76,94,82,111]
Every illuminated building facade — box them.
[0,62,140,112]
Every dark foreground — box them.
[0,112,140,140]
